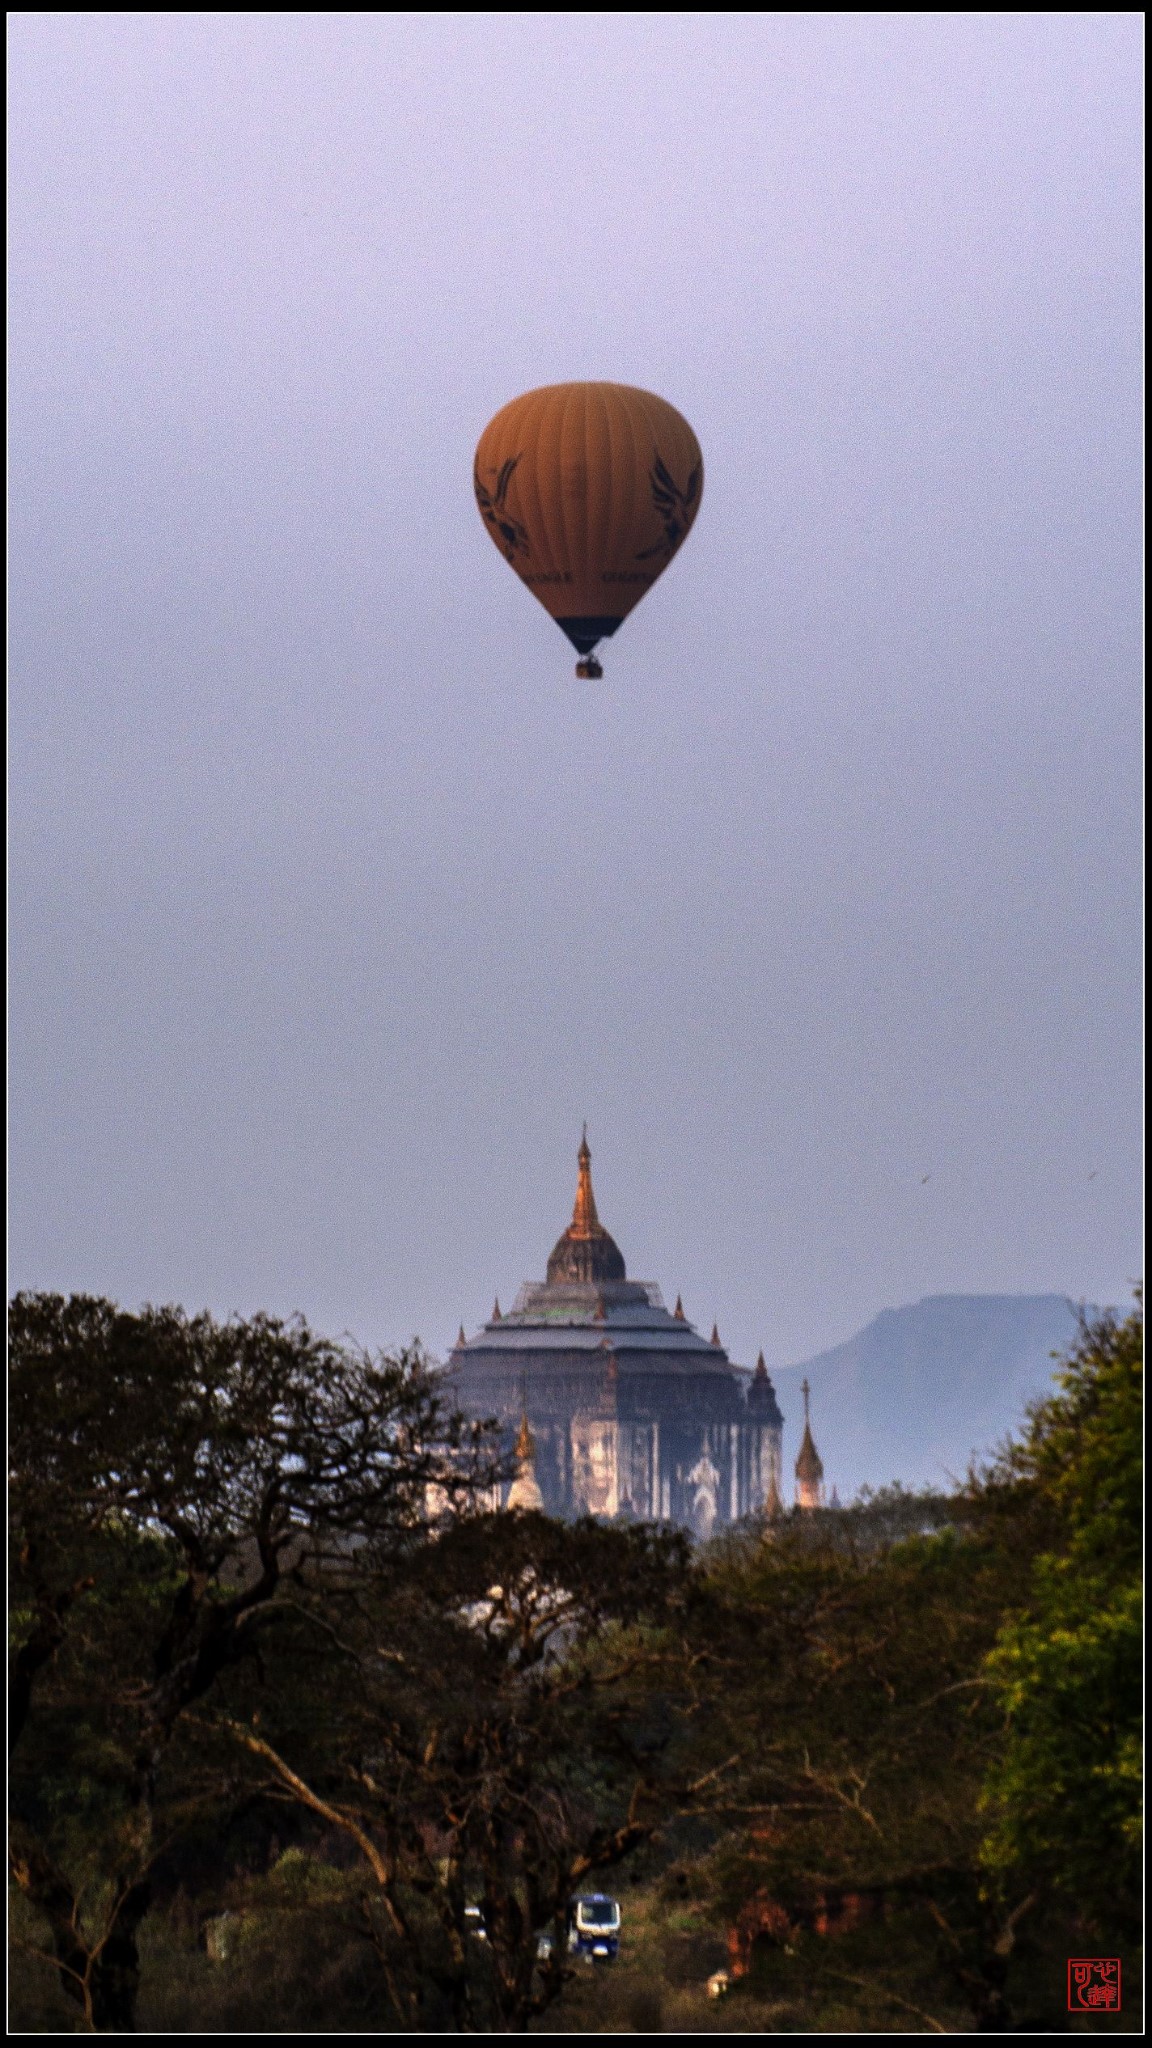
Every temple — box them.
[445,1133,784,1537]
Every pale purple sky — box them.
[9,12,1142,1368]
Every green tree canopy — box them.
[978,1301,1143,1938]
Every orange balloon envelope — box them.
[474,382,703,668]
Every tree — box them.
[203,1508,694,2032]
[978,1301,1143,1941]
[9,1291,499,2032]
[672,1305,1143,2034]
[684,1495,1049,2032]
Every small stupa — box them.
[505,1410,544,1513]
[794,1378,825,1511]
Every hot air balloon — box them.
[474,382,703,678]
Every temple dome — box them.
[545,1131,626,1285]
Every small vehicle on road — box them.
[567,1894,621,1961]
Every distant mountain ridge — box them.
[771,1293,1093,1499]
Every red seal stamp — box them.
[1067,1959,1121,2012]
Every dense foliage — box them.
[684,1496,1035,2029]
[9,1293,502,2030]
[978,1303,1143,1936]
[9,1293,1142,2034]
[203,1509,693,2030]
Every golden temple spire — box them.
[710,1322,721,1346]
[456,1323,467,1349]
[546,1129,626,1285]
[492,1297,502,1322]
[674,1294,686,1321]
[569,1124,601,1239]
[514,1410,534,1463]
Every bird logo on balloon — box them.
[637,454,702,562]
[473,454,531,560]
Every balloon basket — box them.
[575,658,604,680]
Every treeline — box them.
[8,1293,1142,2033]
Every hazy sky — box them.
[9,12,1142,1371]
